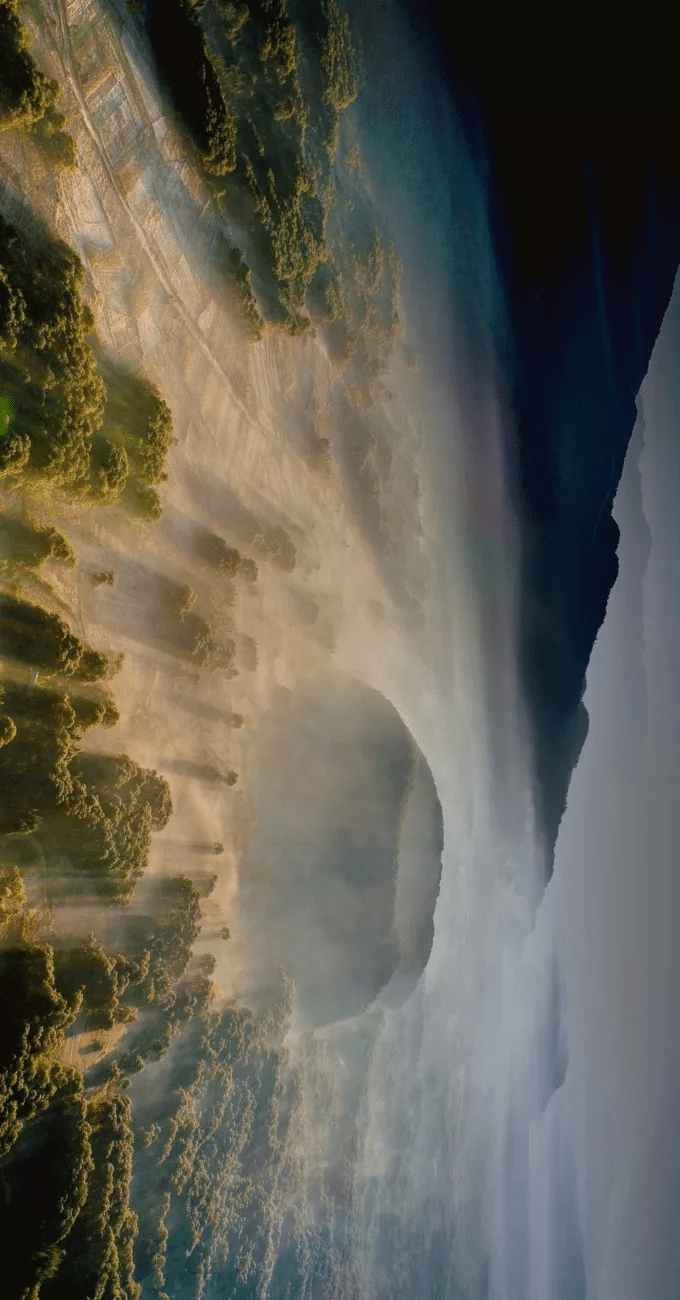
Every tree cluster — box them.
[0,867,81,1161]
[0,678,170,900]
[0,0,59,132]
[146,0,238,176]
[196,529,258,580]
[137,0,361,333]
[39,1096,140,1300]
[0,215,174,511]
[0,215,106,494]
[0,513,77,573]
[0,593,117,680]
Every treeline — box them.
[0,511,76,575]
[0,213,174,514]
[0,866,137,1300]
[0,591,173,901]
[0,0,76,164]
[133,0,403,384]
[0,12,301,1291]
[128,984,297,1300]
[0,857,298,1300]
[0,601,294,1298]
[95,359,177,521]
[0,676,172,901]
[0,0,58,131]
[136,0,361,333]
[0,592,120,679]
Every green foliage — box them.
[196,531,259,584]
[44,524,77,566]
[239,555,258,581]
[0,218,174,508]
[0,593,83,675]
[306,261,344,322]
[198,530,243,573]
[0,681,171,899]
[137,395,173,484]
[75,647,116,682]
[41,1095,141,1300]
[70,689,120,730]
[94,874,204,1024]
[0,430,31,479]
[0,594,116,685]
[0,1092,92,1300]
[259,0,297,85]
[54,933,148,1031]
[202,62,238,174]
[0,0,60,133]
[223,246,264,340]
[0,866,81,1160]
[320,0,360,111]
[0,214,108,494]
[95,370,175,517]
[0,1082,143,1300]
[127,478,163,521]
[270,184,326,288]
[148,0,238,176]
[51,752,174,899]
[142,0,363,332]
[126,984,299,1300]
[90,435,129,502]
[0,512,76,570]
[32,103,78,170]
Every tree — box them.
[0,515,76,569]
[0,686,171,896]
[128,479,162,521]
[198,531,243,574]
[239,556,258,582]
[76,647,114,682]
[70,690,119,731]
[0,593,84,674]
[91,437,129,501]
[42,1095,141,1300]
[0,0,60,132]
[320,0,360,111]
[0,1094,92,1300]
[143,396,174,479]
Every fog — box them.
[3,0,678,1295]
[542,276,680,1300]
[436,271,680,1300]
